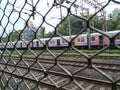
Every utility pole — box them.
[31,0,35,20]
[64,0,72,41]
[68,13,71,41]
[103,11,107,32]
[86,9,91,49]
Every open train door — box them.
[99,36,103,45]
[57,39,60,46]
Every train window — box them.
[91,36,95,41]
[50,40,55,44]
[81,37,85,42]
[77,38,80,42]
[50,40,53,44]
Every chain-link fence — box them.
[0,0,120,90]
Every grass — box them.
[0,49,120,57]
[51,49,120,54]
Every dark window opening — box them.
[57,39,60,46]
[36,41,39,47]
[99,36,103,45]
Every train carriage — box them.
[115,35,120,45]
[6,42,15,49]
[16,41,28,49]
[108,30,120,47]
[49,37,60,47]
[73,34,87,49]
[59,36,70,48]
[90,33,100,46]
[0,30,120,50]
[30,38,49,49]
[0,43,5,49]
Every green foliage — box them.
[56,11,120,35]
[57,16,85,36]
[91,16,103,30]
[107,11,120,30]
[44,31,55,38]
[10,30,20,41]
[3,8,120,41]
[39,27,45,38]
[1,30,21,42]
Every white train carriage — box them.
[106,30,120,46]
[0,43,5,49]
[74,34,87,47]
[51,36,69,47]
[49,37,59,47]
[31,38,49,48]
[0,30,120,50]
[16,41,28,49]
[48,35,76,48]
[6,42,15,49]
[90,33,101,46]
[30,30,120,49]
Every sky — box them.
[0,0,120,36]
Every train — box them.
[0,30,120,50]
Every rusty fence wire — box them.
[0,0,120,90]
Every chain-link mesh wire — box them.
[0,0,120,90]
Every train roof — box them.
[105,30,120,34]
[90,30,120,36]
[107,30,120,33]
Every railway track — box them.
[0,55,120,90]
[24,53,120,59]
[3,55,120,72]
[0,62,119,90]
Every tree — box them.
[107,11,120,30]
[39,27,45,38]
[91,16,104,30]
[116,13,120,30]
[44,31,55,38]
[10,31,20,41]
[57,16,85,36]
[2,8,120,41]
